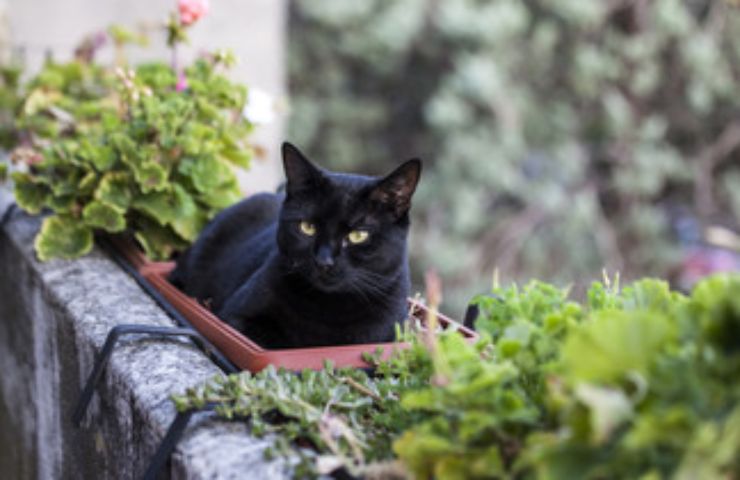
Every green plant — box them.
[0,59,23,183]
[175,273,740,479]
[10,11,253,260]
[0,62,23,150]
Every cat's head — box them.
[276,142,421,294]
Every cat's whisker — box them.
[350,272,396,307]
[347,280,374,306]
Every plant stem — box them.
[340,376,382,402]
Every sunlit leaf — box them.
[35,215,93,261]
[82,200,126,232]
[12,172,49,214]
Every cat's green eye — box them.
[299,221,316,236]
[347,230,369,244]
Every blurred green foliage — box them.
[9,49,252,260]
[288,0,740,311]
[0,63,22,149]
[176,273,740,479]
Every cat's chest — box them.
[271,304,394,346]
[264,286,399,344]
[271,289,373,326]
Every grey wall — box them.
[2,0,286,193]
[0,189,291,479]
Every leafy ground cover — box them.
[176,273,740,479]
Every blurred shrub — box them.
[288,0,740,310]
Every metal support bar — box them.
[142,408,197,480]
[72,324,207,427]
[68,239,242,478]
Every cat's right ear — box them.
[282,142,322,194]
[370,159,422,218]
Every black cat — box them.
[169,142,422,348]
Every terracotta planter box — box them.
[107,235,478,373]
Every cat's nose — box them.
[314,245,335,272]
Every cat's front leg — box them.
[216,258,288,346]
[219,274,270,327]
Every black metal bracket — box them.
[142,408,199,480]
[71,238,242,479]
[140,402,222,480]
[72,324,208,427]
[72,324,226,479]
[97,236,239,374]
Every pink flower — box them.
[176,72,188,92]
[677,246,740,291]
[178,0,209,26]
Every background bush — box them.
[288,0,740,312]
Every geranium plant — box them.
[10,3,253,260]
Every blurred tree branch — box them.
[694,121,740,216]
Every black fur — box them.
[169,142,422,348]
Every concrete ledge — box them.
[0,189,291,479]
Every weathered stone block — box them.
[0,189,290,479]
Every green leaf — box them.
[393,427,460,479]
[132,185,205,241]
[90,145,117,172]
[675,405,740,479]
[108,132,137,159]
[48,167,83,196]
[12,172,49,214]
[34,215,93,261]
[179,156,237,194]
[621,279,683,313]
[132,161,168,193]
[82,200,126,232]
[47,194,76,214]
[575,383,633,444]
[131,188,177,225]
[690,274,740,354]
[220,147,252,168]
[108,24,149,47]
[133,220,188,260]
[561,310,676,384]
[22,88,59,116]
[170,202,206,242]
[95,172,133,209]
[197,178,242,210]
[197,179,243,212]
[78,170,99,195]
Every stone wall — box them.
[0,189,290,479]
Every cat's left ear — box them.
[370,159,422,217]
[282,142,323,194]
